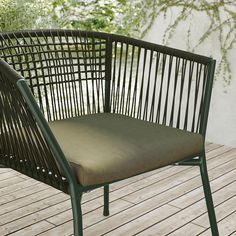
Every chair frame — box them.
[0,29,218,235]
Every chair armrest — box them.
[109,35,215,136]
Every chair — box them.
[0,29,218,235]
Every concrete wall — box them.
[144,9,236,147]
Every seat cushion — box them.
[49,113,204,186]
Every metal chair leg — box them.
[103,184,110,216]
[71,190,83,236]
[200,153,219,236]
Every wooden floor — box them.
[0,143,236,236]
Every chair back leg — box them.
[103,185,110,216]
[200,152,219,236]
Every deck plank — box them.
[193,193,236,228]
[9,221,55,236]
[198,211,236,236]
[103,205,179,236]
[167,223,206,236]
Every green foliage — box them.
[153,0,236,85]
[49,0,153,38]
[0,0,49,31]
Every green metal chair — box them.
[0,30,218,235]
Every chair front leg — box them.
[71,189,83,236]
[200,152,219,236]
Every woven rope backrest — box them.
[110,36,215,135]
[0,30,107,121]
[0,61,68,191]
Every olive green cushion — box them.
[49,113,204,186]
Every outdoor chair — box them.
[0,30,218,235]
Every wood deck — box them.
[0,143,236,236]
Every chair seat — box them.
[49,113,204,186]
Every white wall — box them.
[144,9,236,147]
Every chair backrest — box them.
[0,30,110,121]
